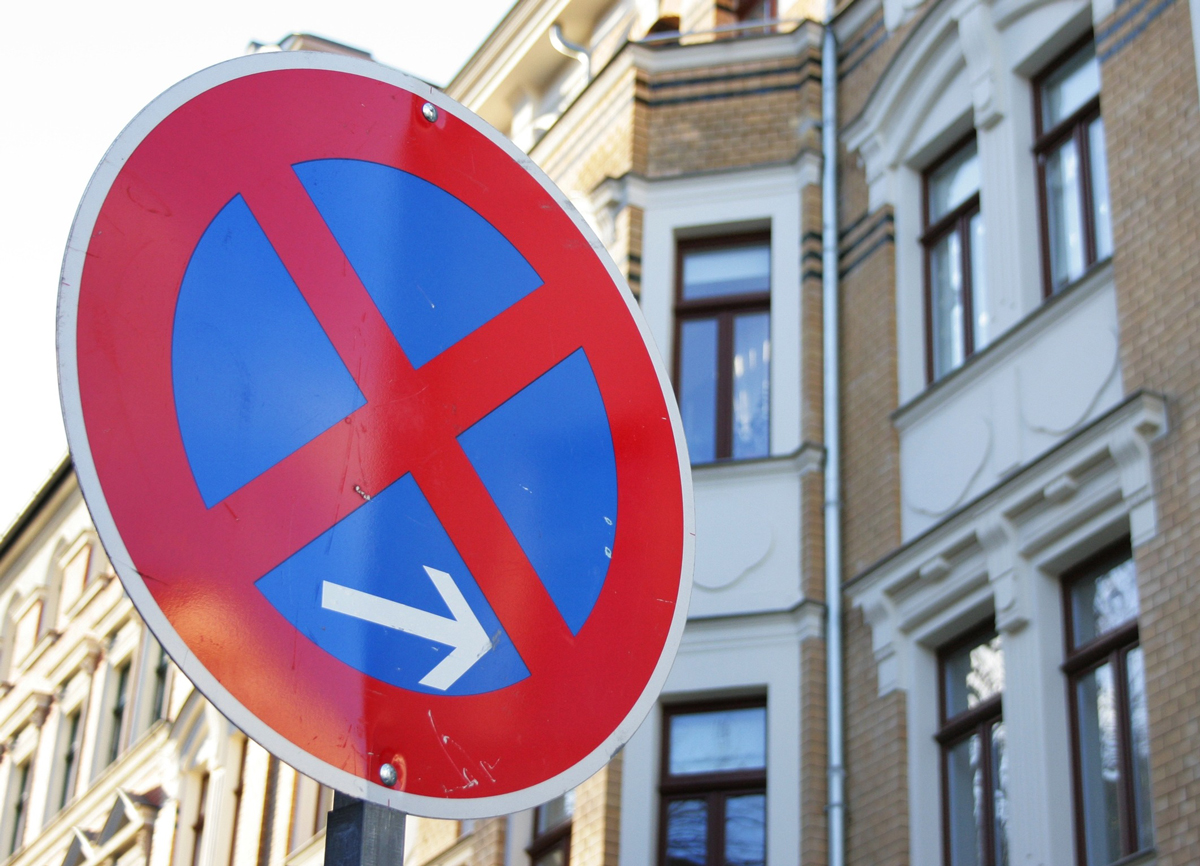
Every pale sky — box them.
[0,0,515,533]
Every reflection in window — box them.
[675,236,770,464]
[1064,543,1152,865]
[1036,39,1112,293]
[660,700,766,866]
[923,139,989,381]
[938,628,1007,866]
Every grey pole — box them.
[324,794,407,866]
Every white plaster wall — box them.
[689,454,812,617]
[897,272,1123,539]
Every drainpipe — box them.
[550,23,592,79]
[821,9,846,866]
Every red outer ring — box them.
[72,67,685,802]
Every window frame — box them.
[936,623,1005,866]
[528,797,572,866]
[54,706,83,813]
[1033,34,1107,297]
[921,133,984,384]
[657,696,768,866]
[6,756,31,857]
[106,658,132,766]
[673,232,772,464]
[1061,541,1151,866]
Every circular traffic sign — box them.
[58,51,693,817]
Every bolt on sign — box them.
[57,51,693,817]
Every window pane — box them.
[991,722,1009,866]
[930,230,965,379]
[533,846,567,866]
[682,245,770,300]
[669,706,766,775]
[969,211,990,351]
[732,313,770,460]
[1076,662,1122,866]
[1042,42,1100,129]
[1126,648,1154,852]
[1070,556,1138,648]
[536,789,575,833]
[665,799,709,866]
[725,794,766,866]
[947,733,985,866]
[944,633,1004,720]
[1089,118,1113,261]
[679,319,718,463]
[1045,138,1086,289]
[929,141,980,221]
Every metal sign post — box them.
[325,795,406,866]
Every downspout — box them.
[821,9,846,866]
[550,23,592,79]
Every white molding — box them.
[630,22,822,74]
[849,389,1167,695]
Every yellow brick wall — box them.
[1097,0,1200,861]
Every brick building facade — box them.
[1,0,1197,865]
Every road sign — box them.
[58,51,693,817]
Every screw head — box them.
[379,762,398,786]
[421,102,439,123]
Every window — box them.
[659,700,766,866]
[289,776,334,852]
[151,642,170,723]
[923,137,988,382]
[1034,38,1111,294]
[59,543,92,617]
[107,660,131,765]
[674,235,771,463]
[5,758,31,856]
[191,772,209,866]
[529,790,575,866]
[1063,543,1152,866]
[735,0,776,21]
[716,0,777,25]
[55,708,83,812]
[937,627,1007,866]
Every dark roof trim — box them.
[0,456,74,564]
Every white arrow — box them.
[320,566,494,691]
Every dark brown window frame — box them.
[106,659,131,765]
[922,134,983,384]
[673,233,771,463]
[7,756,31,856]
[1033,34,1107,297]
[657,697,768,866]
[1061,540,1150,866]
[936,623,1005,866]
[528,807,572,866]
